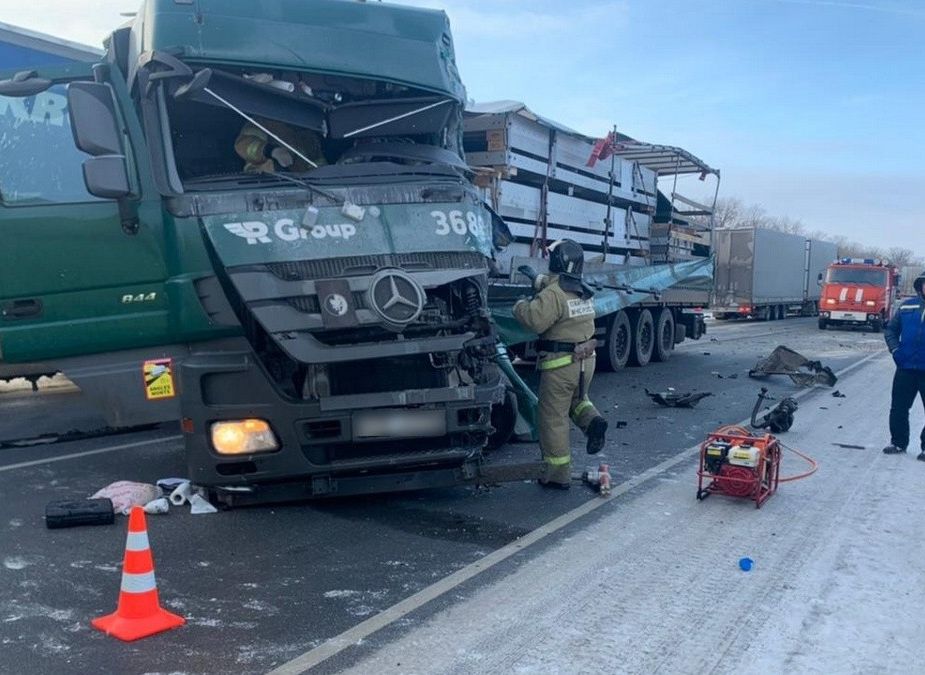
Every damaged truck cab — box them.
[3,0,506,500]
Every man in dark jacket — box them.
[883,270,925,460]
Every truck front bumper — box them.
[822,310,878,324]
[179,339,505,496]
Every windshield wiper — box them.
[342,99,453,139]
[264,171,343,205]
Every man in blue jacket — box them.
[883,271,925,460]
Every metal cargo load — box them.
[463,102,719,271]
[463,102,721,368]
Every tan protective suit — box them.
[513,275,602,485]
[234,120,326,173]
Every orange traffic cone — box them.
[92,505,185,641]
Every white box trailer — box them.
[712,228,837,320]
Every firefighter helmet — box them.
[548,239,584,276]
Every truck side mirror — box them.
[82,156,131,199]
[67,81,130,199]
[817,272,823,285]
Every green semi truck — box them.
[0,0,716,502]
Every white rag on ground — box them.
[343,354,925,675]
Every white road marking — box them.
[267,350,885,675]
[0,436,183,473]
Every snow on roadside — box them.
[343,356,925,674]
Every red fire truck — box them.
[818,258,899,332]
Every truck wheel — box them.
[629,309,655,367]
[870,319,883,333]
[778,305,786,320]
[652,308,675,362]
[758,306,771,321]
[818,318,827,330]
[598,310,632,372]
[688,315,704,340]
[485,388,518,452]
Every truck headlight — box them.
[865,300,876,307]
[211,420,279,455]
[826,299,836,305]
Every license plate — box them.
[835,312,865,321]
[353,409,446,439]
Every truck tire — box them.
[598,310,632,372]
[778,305,786,320]
[689,315,705,340]
[818,318,827,330]
[629,309,655,367]
[652,308,675,363]
[870,319,883,333]
[485,388,518,452]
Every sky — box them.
[2,0,922,254]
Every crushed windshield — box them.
[162,68,462,188]
[826,268,887,285]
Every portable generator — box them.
[696,426,781,508]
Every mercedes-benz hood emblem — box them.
[368,269,426,327]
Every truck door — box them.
[0,66,168,365]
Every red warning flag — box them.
[586,131,617,168]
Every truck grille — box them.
[267,251,486,281]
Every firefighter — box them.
[883,270,925,461]
[234,118,326,173]
[513,239,609,489]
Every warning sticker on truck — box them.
[143,359,175,400]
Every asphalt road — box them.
[0,318,888,674]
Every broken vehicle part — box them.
[645,389,712,408]
[750,387,798,433]
[748,345,838,387]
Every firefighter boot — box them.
[586,417,608,455]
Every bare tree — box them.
[887,247,917,269]
[696,195,923,266]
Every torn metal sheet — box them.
[491,257,714,345]
[645,389,712,408]
[748,346,838,388]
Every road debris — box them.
[832,390,847,398]
[750,388,798,433]
[45,499,115,529]
[646,389,713,408]
[143,498,170,515]
[189,494,218,515]
[739,557,754,572]
[833,443,866,450]
[91,481,161,515]
[748,345,838,387]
